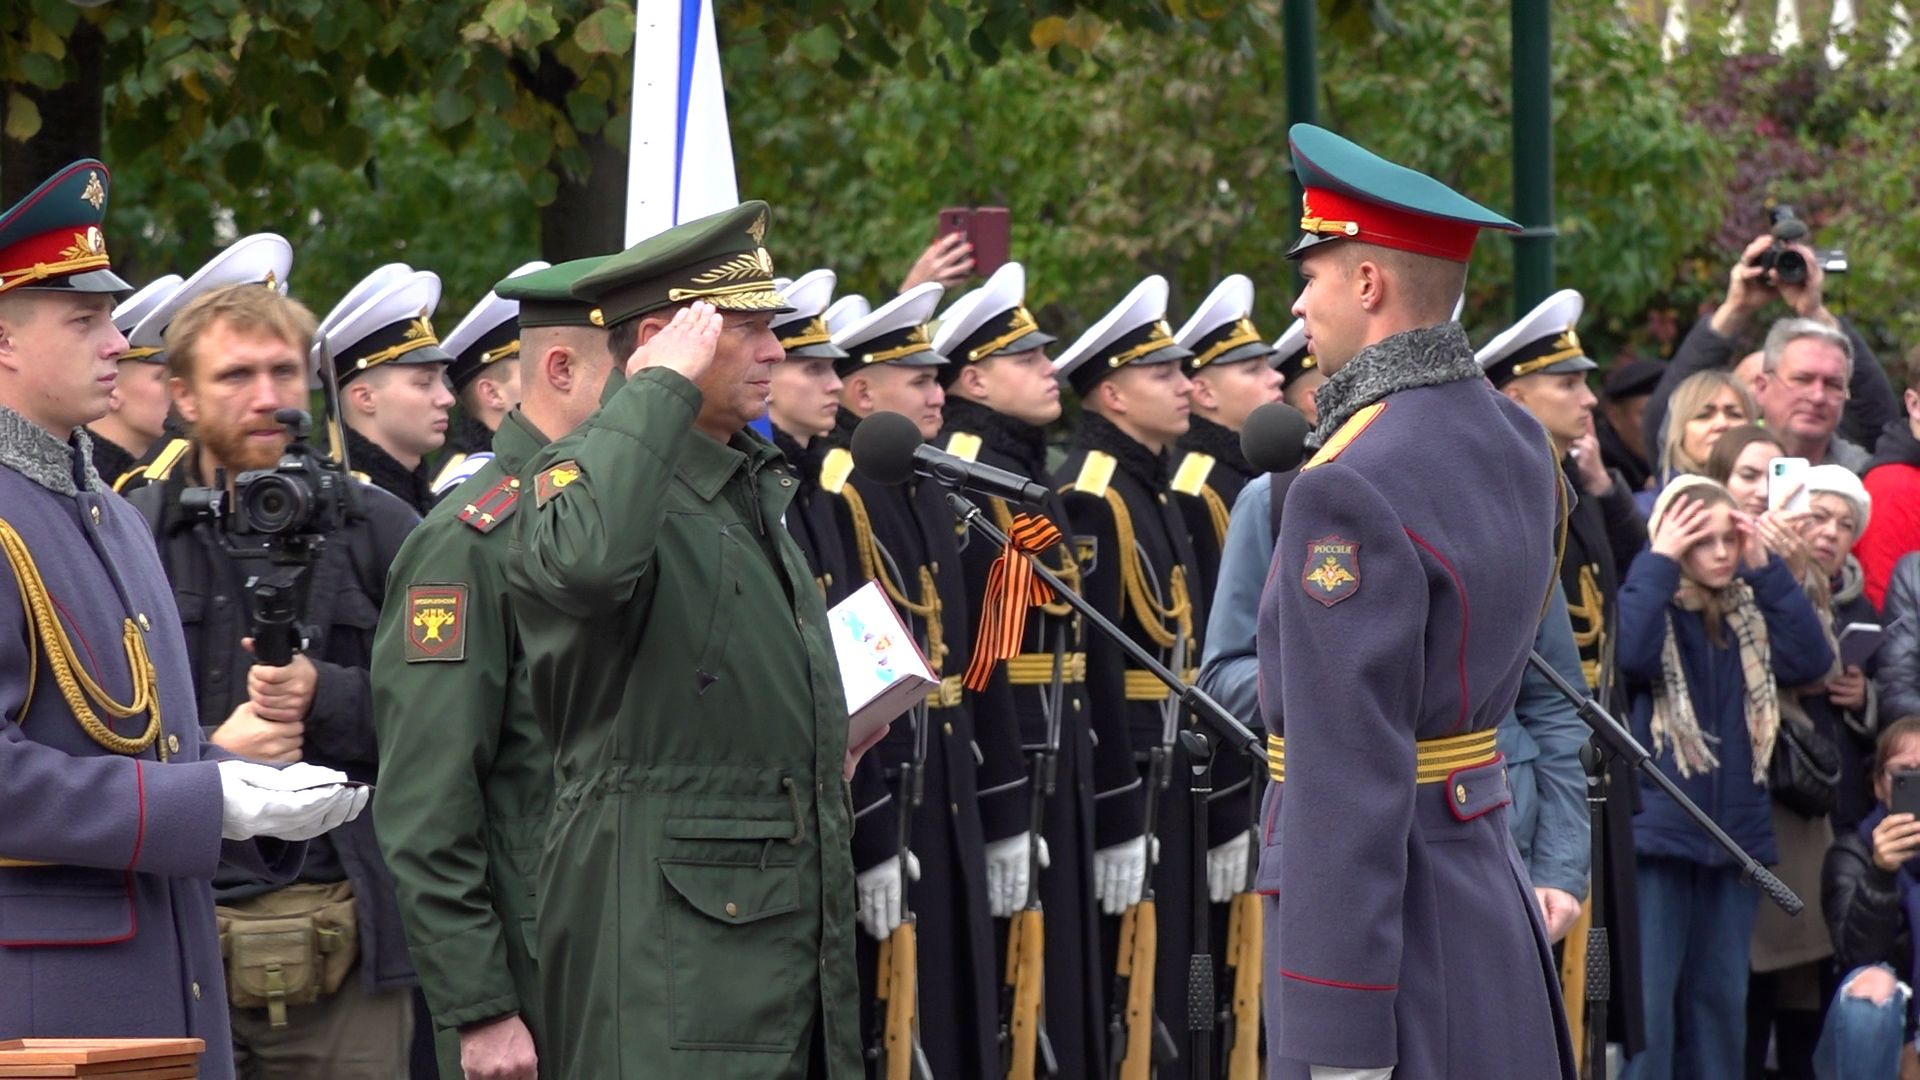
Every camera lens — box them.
[1774,247,1808,285]
[241,475,309,535]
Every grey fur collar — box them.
[1307,322,1482,447]
[0,404,101,496]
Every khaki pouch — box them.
[216,880,358,1027]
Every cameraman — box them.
[127,282,423,1078]
[1642,230,1898,475]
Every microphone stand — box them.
[1523,651,1802,916]
[943,491,1266,769]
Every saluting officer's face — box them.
[695,311,784,437]
[0,290,127,437]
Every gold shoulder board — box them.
[143,439,191,483]
[1170,452,1215,496]
[431,453,469,491]
[820,447,855,495]
[1070,451,1116,498]
[945,431,983,463]
[1304,402,1386,471]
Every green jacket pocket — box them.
[659,859,809,1052]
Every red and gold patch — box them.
[1301,535,1360,607]
[534,460,581,507]
[405,583,468,662]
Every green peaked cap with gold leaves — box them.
[569,201,795,328]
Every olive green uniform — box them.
[506,367,861,1078]
[370,410,551,1076]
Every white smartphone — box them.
[1768,456,1810,512]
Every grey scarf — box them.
[1306,322,1483,447]
[0,403,99,496]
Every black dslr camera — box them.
[180,408,360,665]
[1747,205,1848,285]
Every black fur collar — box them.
[1177,415,1252,480]
[346,427,431,513]
[939,397,1050,478]
[1073,410,1169,488]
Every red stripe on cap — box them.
[1301,186,1481,263]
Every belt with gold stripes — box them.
[929,674,965,709]
[1124,668,1200,702]
[1005,652,1088,685]
[1266,728,1500,785]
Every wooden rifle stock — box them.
[1115,898,1158,1080]
[1004,906,1045,1080]
[1224,890,1263,1079]
[878,917,919,1080]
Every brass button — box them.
[950,802,960,815]
[780,477,793,487]
[942,722,954,736]
[191,981,201,1000]
[137,614,151,631]
[725,902,738,917]
[509,478,521,489]
[1158,494,1168,504]
[90,505,101,525]
[166,734,180,756]
[1072,697,1083,710]
[1455,783,1468,804]
[931,561,940,573]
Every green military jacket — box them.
[506,368,861,1079]
[371,409,551,1076]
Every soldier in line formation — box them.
[4,125,1588,1079]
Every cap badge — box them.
[60,227,107,262]
[748,209,768,246]
[80,172,105,210]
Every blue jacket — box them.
[1615,550,1833,867]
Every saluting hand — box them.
[626,301,724,382]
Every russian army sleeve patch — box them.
[1301,535,1359,606]
[406,584,469,662]
[534,460,581,507]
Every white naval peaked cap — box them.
[1053,275,1190,395]
[112,274,184,349]
[823,293,872,336]
[441,259,548,392]
[128,233,294,352]
[772,269,849,361]
[326,269,452,385]
[319,263,413,342]
[931,261,1055,365]
[830,281,946,373]
[1175,273,1276,372]
[1475,287,1595,387]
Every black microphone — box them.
[850,411,1052,506]
[1240,402,1312,474]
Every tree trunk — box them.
[538,126,628,262]
[2,21,104,204]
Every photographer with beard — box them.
[127,280,422,1078]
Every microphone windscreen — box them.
[1241,402,1312,474]
[849,411,923,486]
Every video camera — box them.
[1747,205,1848,285]
[180,408,361,665]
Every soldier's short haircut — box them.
[0,291,37,327]
[165,284,318,384]
[1338,243,1467,324]
[1762,317,1852,379]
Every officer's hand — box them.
[459,1012,538,1080]
[1534,887,1582,944]
[1093,836,1149,916]
[626,301,723,382]
[246,646,318,724]
[216,760,367,841]
[211,702,304,763]
[983,832,1049,918]
[899,232,974,293]
[1710,235,1781,337]
[1206,830,1253,904]
[855,852,921,941]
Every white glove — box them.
[856,852,921,941]
[983,832,1051,918]
[1207,830,1253,904]
[217,761,368,842]
[1093,836,1149,916]
[1309,1067,1391,1080]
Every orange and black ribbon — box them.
[963,514,1063,692]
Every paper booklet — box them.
[828,580,937,748]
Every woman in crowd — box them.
[1817,714,1920,1080]
[1710,423,1788,519]
[1619,476,1834,1080]
[1637,370,1759,518]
